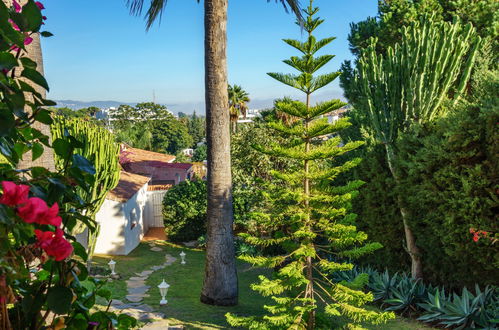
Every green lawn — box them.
[94,242,432,329]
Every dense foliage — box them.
[227,3,394,328]
[162,180,207,242]
[336,3,497,287]
[0,1,135,328]
[110,102,192,155]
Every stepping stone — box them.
[140,320,170,330]
[150,265,163,271]
[150,247,163,252]
[129,276,146,281]
[126,294,148,303]
[136,270,154,277]
[182,240,198,247]
[128,286,150,295]
[135,304,154,313]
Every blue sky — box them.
[42,0,378,113]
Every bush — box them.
[341,83,499,287]
[162,180,207,242]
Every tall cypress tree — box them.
[226,1,394,329]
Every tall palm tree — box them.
[126,0,302,306]
[3,0,54,171]
[228,84,250,133]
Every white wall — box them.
[122,183,148,255]
[94,182,149,255]
[94,199,126,255]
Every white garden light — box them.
[108,259,116,276]
[158,279,170,305]
[179,251,186,265]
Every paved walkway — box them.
[142,228,167,241]
[108,242,181,328]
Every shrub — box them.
[162,180,207,242]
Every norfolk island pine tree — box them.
[226,1,395,329]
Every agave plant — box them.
[384,275,427,314]
[370,270,400,304]
[419,285,499,329]
[417,288,449,323]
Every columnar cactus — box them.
[352,17,481,279]
[51,117,120,261]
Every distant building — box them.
[237,108,262,123]
[182,148,194,157]
[120,145,193,186]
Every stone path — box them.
[107,243,179,327]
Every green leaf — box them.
[20,57,37,69]
[40,31,53,37]
[72,154,96,175]
[97,288,112,301]
[52,138,71,158]
[0,52,17,71]
[46,286,73,315]
[34,109,53,124]
[31,142,43,161]
[21,67,49,91]
[72,241,88,262]
[22,0,43,32]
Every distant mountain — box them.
[54,100,136,110]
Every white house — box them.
[93,171,151,255]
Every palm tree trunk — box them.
[384,143,423,279]
[3,0,55,171]
[200,0,238,306]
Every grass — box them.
[94,241,432,329]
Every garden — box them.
[0,0,497,329]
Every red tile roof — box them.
[106,171,150,203]
[122,146,176,164]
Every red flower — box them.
[35,228,73,261]
[35,1,44,10]
[473,234,479,242]
[0,181,29,207]
[17,197,62,227]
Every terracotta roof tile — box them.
[122,146,176,164]
[106,171,150,203]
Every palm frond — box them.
[270,0,303,22]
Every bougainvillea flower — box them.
[0,181,30,207]
[35,228,73,261]
[8,19,20,31]
[17,197,62,227]
[24,37,33,46]
[12,0,21,12]
[35,1,45,10]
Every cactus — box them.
[51,117,120,262]
[351,17,481,279]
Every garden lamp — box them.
[179,251,186,265]
[158,279,170,305]
[108,259,116,276]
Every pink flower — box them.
[24,36,33,46]
[8,19,20,31]
[35,1,44,10]
[17,197,62,227]
[0,181,29,207]
[12,0,21,13]
[35,228,73,261]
